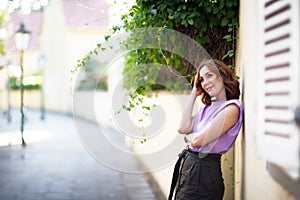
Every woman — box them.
[169,59,243,200]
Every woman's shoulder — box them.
[223,99,243,109]
[222,99,243,121]
[211,99,243,119]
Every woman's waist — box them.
[186,148,222,163]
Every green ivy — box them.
[74,0,239,142]
[76,0,239,87]
[118,0,239,95]
[76,58,109,91]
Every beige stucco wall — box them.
[236,0,296,199]
[6,90,41,109]
[39,0,108,113]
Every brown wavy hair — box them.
[194,59,240,105]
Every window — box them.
[257,0,300,182]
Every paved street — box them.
[0,109,162,200]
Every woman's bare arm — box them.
[178,88,199,134]
[189,104,240,147]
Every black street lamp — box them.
[14,22,31,146]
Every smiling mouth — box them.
[206,86,213,92]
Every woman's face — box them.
[199,66,226,100]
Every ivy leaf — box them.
[142,106,151,110]
[159,3,167,11]
[181,19,187,26]
[228,50,234,57]
[189,11,198,18]
[221,18,229,26]
[129,102,134,108]
[180,12,187,18]
[198,1,203,7]
[226,0,233,7]
[222,49,234,60]
[223,34,232,41]
[213,7,219,14]
[220,1,225,9]
[104,35,110,41]
[227,10,235,18]
[188,18,194,25]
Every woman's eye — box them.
[207,73,213,78]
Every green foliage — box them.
[75,0,239,91]
[9,75,42,90]
[76,78,108,91]
[223,156,235,188]
[74,0,239,136]
[76,58,109,91]
[119,0,239,92]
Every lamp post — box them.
[15,22,31,146]
[38,54,46,120]
[6,67,11,123]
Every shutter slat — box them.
[265,10,290,29]
[264,123,291,138]
[265,62,289,71]
[265,33,290,45]
[264,53,290,67]
[265,38,290,55]
[265,25,290,41]
[266,5,291,20]
[264,74,290,96]
[265,1,288,15]
[265,109,294,122]
[265,95,291,109]
[264,65,290,80]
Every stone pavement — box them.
[0,109,164,200]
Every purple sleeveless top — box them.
[189,99,243,154]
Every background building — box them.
[0,0,299,199]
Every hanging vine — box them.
[75,0,238,88]
[74,0,239,142]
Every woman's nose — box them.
[202,79,208,86]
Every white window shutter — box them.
[257,0,300,180]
